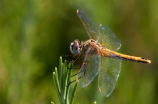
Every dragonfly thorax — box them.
[70,39,82,55]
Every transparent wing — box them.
[99,24,121,51]
[77,9,99,41]
[77,9,121,51]
[98,57,122,97]
[78,47,101,87]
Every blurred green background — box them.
[0,0,157,104]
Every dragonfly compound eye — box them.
[70,40,80,55]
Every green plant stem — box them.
[53,57,77,104]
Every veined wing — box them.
[78,47,101,87]
[98,57,122,97]
[99,24,121,51]
[77,9,99,41]
[77,9,121,51]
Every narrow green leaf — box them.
[70,82,78,104]
[63,60,67,100]
[53,57,78,104]
[59,57,63,94]
[67,62,73,82]
[65,82,71,104]
[53,72,62,104]
[55,67,61,93]
[65,62,73,104]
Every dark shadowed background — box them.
[0,0,157,104]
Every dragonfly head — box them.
[70,39,81,55]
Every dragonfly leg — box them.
[66,63,86,87]
[71,67,85,77]
[68,56,84,73]
[66,68,86,87]
[61,55,73,62]
[70,55,83,70]
[66,79,76,87]
[76,68,86,80]
[61,54,83,70]
[61,55,77,69]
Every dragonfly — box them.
[69,9,151,97]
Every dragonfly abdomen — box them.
[101,49,151,64]
[114,52,151,64]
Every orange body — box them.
[82,39,151,64]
